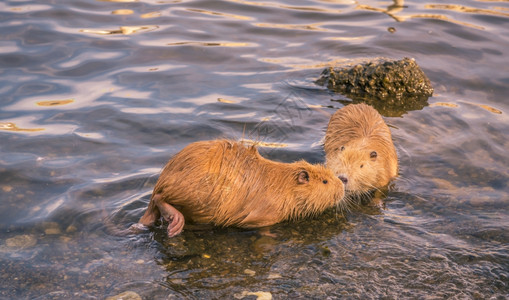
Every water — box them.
[1,0,508,298]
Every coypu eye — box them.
[370,151,377,160]
[340,146,345,152]
[322,180,328,184]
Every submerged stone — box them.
[43,222,62,235]
[317,57,434,116]
[106,291,142,300]
[5,234,37,249]
[236,291,272,300]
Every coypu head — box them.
[324,104,398,195]
[325,137,396,195]
[291,161,345,214]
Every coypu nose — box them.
[338,175,348,185]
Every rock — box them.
[2,185,13,192]
[106,291,142,300]
[430,253,448,261]
[43,222,62,235]
[5,234,37,249]
[317,57,433,116]
[267,273,281,279]
[236,291,272,300]
[252,235,277,254]
[66,224,77,233]
[244,269,256,276]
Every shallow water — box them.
[1,0,508,298]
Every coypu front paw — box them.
[167,208,185,237]
[158,201,185,237]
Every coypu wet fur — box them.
[324,103,398,196]
[138,139,345,237]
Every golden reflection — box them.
[431,101,503,114]
[279,5,342,14]
[0,122,44,132]
[241,139,288,148]
[307,104,325,108]
[328,36,371,42]
[258,58,284,64]
[319,0,356,3]
[355,0,487,30]
[8,5,51,13]
[328,36,366,40]
[494,7,509,13]
[256,57,341,70]
[74,132,105,139]
[425,4,509,18]
[111,9,133,15]
[141,11,162,19]
[409,14,484,30]
[98,0,138,2]
[255,22,326,31]
[167,41,251,47]
[260,57,355,70]
[430,102,459,108]
[478,104,502,114]
[36,99,74,106]
[225,0,270,7]
[308,58,357,69]
[80,25,158,35]
[225,0,342,13]
[217,98,236,103]
[186,8,252,20]
[470,103,503,114]
[356,0,406,22]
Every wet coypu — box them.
[324,103,398,201]
[138,139,345,237]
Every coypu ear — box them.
[297,170,310,184]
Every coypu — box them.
[324,103,398,198]
[138,139,345,237]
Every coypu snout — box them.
[338,175,348,185]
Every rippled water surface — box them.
[1,0,509,299]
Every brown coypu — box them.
[324,103,398,198]
[138,139,345,237]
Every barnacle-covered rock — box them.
[317,57,433,116]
